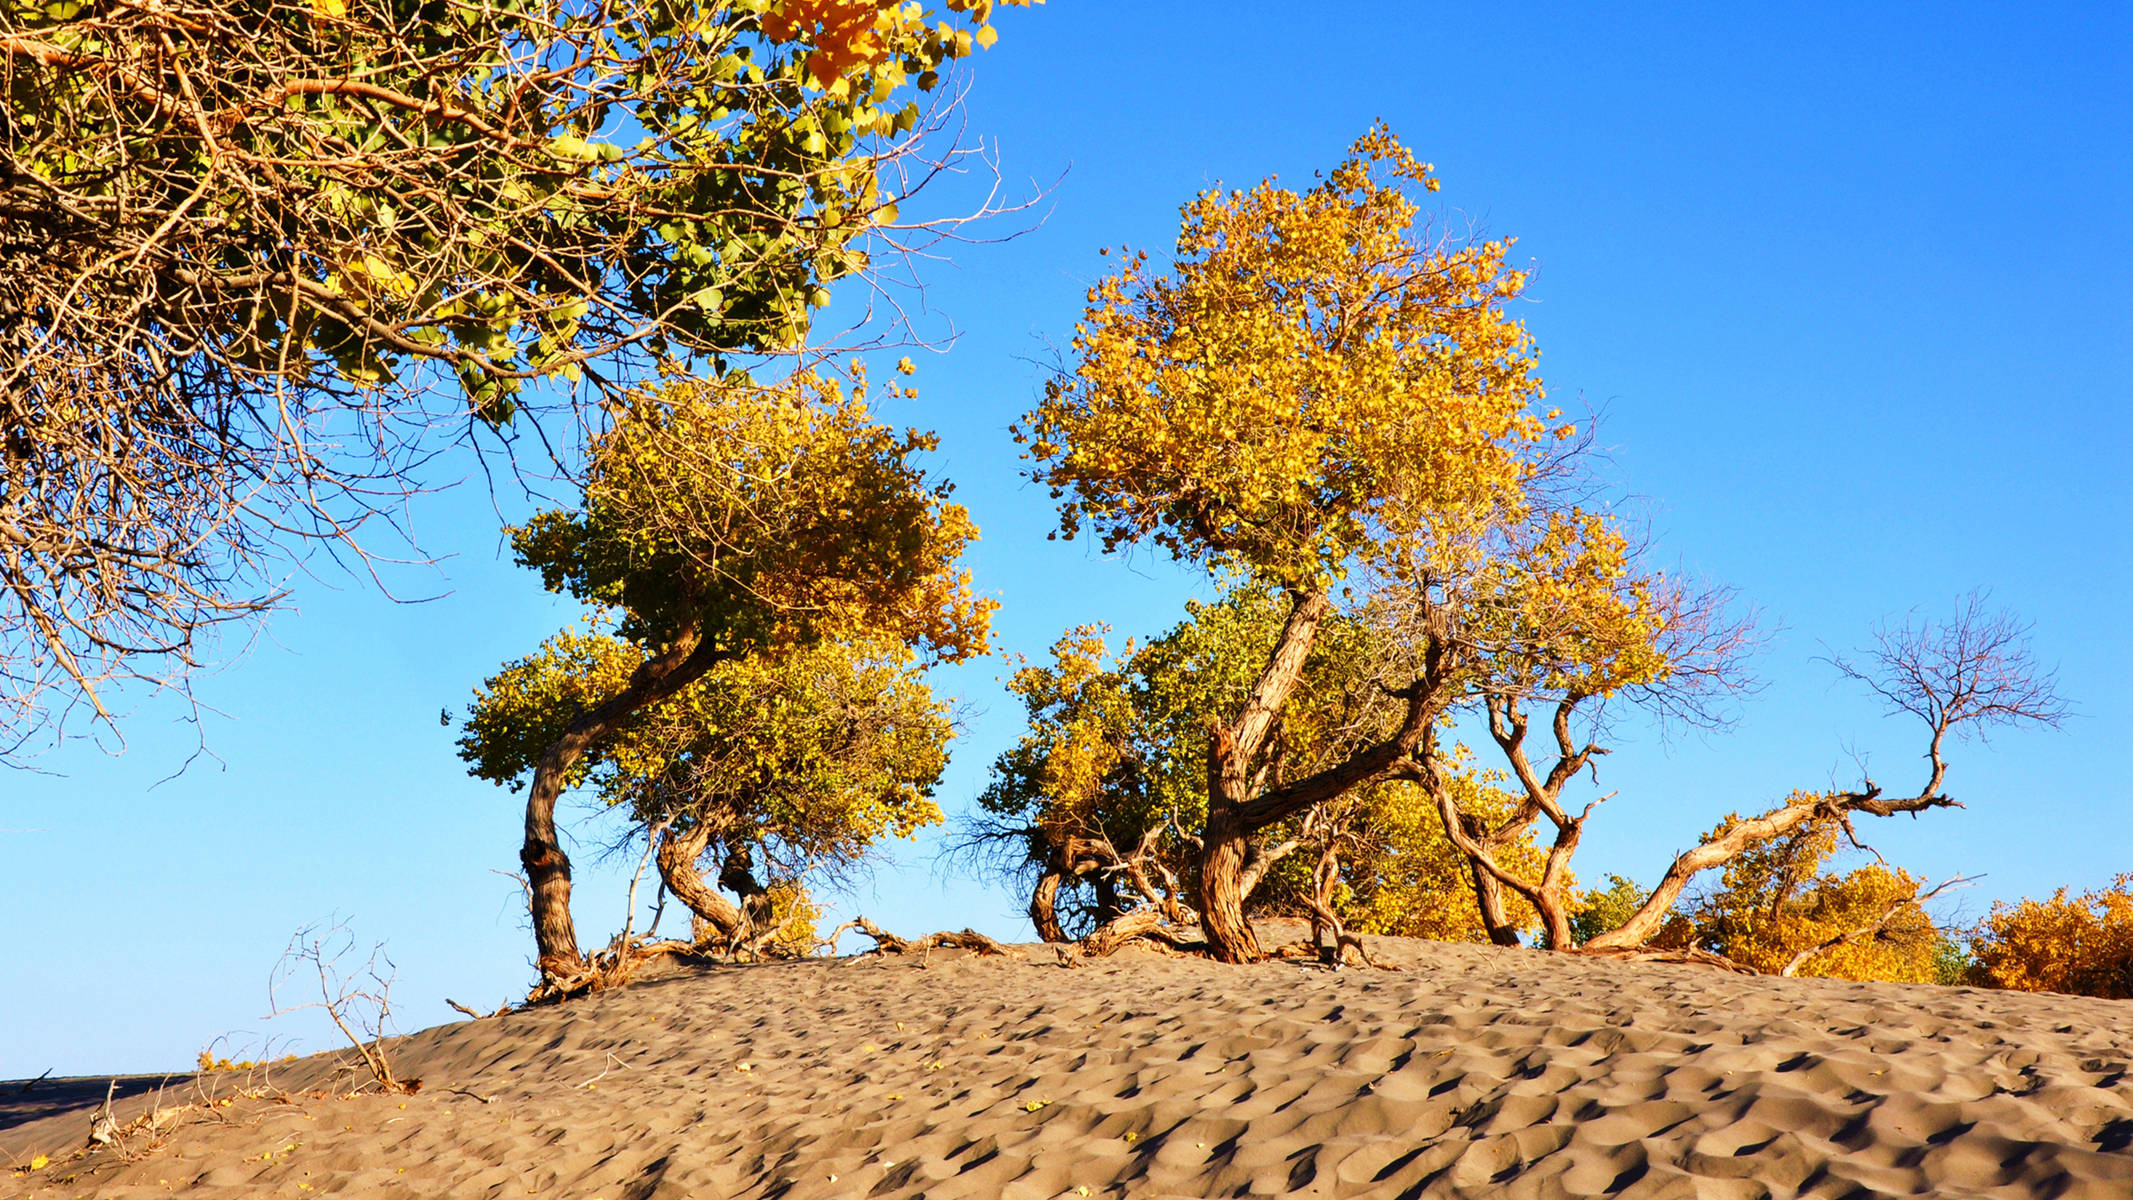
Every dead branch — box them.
[266,919,415,1094]
[825,916,1021,961]
[1073,909,1201,958]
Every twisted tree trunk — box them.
[522,626,723,980]
[655,820,744,943]
[1029,866,1068,943]
[1197,591,1454,963]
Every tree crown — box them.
[508,366,993,661]
[1018,126,1559,591]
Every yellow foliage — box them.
[196,1050,298,1073]
[1338,773,1549,943]
[1019,125,1554,591]
[764,882,826,956]
[512,367,993,665]
[1688,816,1940,982]
[1970,875,2133,998]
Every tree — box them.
[1968,876,2133,999]
[0,0,1026,759]
[1022,127,2062,965]
[1019,127,1562,961]
[966,585,1550,954]
[1395,511,1749,950]
[484,365,989,980]
[460,627,952,955]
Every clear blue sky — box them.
[5,3,2127,1077]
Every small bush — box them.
[1968,875,2133,998]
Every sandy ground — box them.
[6,931,2133,1198]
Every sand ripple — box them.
[7,933,2133,1198]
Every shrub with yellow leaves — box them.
[1968,876,2133,998]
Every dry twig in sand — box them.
[268,919,417,1094]
[822,917,1022,963]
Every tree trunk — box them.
[522,629,723,979]
[1193,589,1460,964]
[1467,860,1523,947]
[1195,590,1332,964]
[1094,871,1125,927]
[1029,867,1068,943]
[719,844,773,941]
[1534,883,1576,952]
[655,821,743,943]
[1198,797,1259,963]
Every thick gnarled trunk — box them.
[1195,589,1452,963]
[656,821,744,943]
[1197,800,1259,963]
[1029,867,1068,943]
[1467,861,1523,948]
[522,628,722,979]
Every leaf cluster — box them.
[1685,810,1941,982]
[1968,875,2133,999]
[461,625,952,878]
[1018,125,1557,591]
[508,366,992,660]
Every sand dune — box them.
[8,930,2133,1198]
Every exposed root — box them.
[824,917,1023,961]
[526,936,702,1005]
[1074,910,1204,958]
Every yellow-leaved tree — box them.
[1021,126,2061,965]
[1681,813,1944,981]
[473,366,991,983]
[461,627,953,958]
[1019,127,1560,960]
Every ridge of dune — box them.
[7,932,2133,1198]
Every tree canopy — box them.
[0,0,1025,759]
[1968,875,2133,999]
[1018,125,1553,592]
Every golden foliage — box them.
[1688,814,1940,982]
[1337,773,1549,943]
[511,367,993,662]
[764,882,827,956]
[1019,126,1556,591]
[462,629,952,869]
[1969,876,2133,998]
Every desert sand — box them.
[7,929,2133,1198]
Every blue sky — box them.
[5,2,2128,1076]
